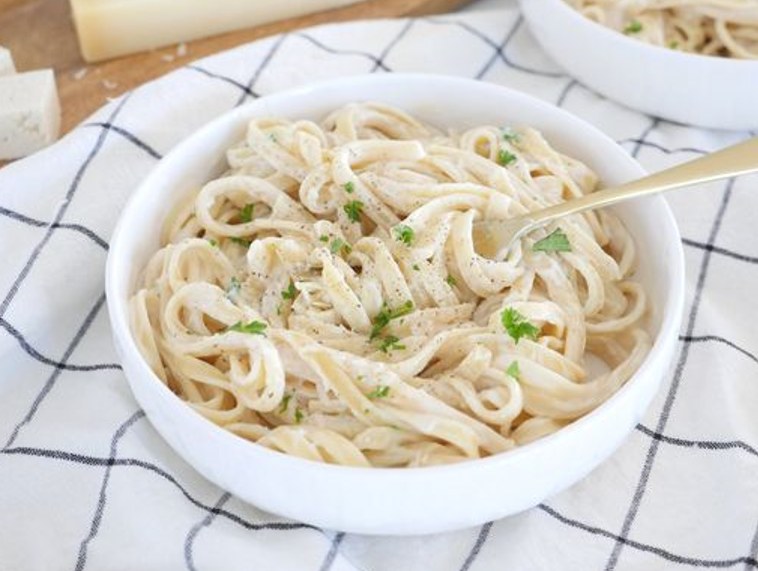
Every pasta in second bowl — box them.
[106,74,684,534]
[566,0,758,59]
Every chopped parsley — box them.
[506,360,520,380]
[412,264,420,271]
[533,228,571,253]
[367,385,391,399]
[497,149,517,166]
[226,320,267,336]
[227,276,241,297]
[446,275,457,287]
[393,224,415,246]
[501,127,521,143]
[279,394,292,413]
[370,300,414,340]
[230,237,251,248]
[281,281,296,300]
[668,40,679,49]
[377,335,405,353]
[343,200,364,223]
[343,181,355,194]
[239,203,255,223]
[624,20,643,34]
[207,238,218,247]
[330,237,351,255]
[294,407,304,423]
[501,307,539,344]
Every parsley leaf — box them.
[226,320,267,336]
[532,228,571,253]
[391,300,414,318]
[281,282,296,300]
[497,149,517,166]
[239,203,255,223]
[279,394,292,413]
[501,127,521,143]
[230,237,251,248]
[227,276,241,297]
[501,307,539,344]
[393,224,415,246]
[343,181,355,194]
[343,200,364,223]
[294,408,304,424]
[446,275,457,286]
[367,386,391,399]
[207,238,218,248]
[506,360,520,380]
[624,19,643,34]
[370,312,392,340]
[319,235,329,243]
[377,335,405,353]
[330,237,351,255]
[370,300,414,340]
[412,264,420,271]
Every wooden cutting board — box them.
[0,0,472,135]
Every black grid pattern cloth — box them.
[0,6,756,571]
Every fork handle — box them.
[529,136,758,226]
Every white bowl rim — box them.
[105,72,685,480]
[541,0,758,68]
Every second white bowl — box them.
[520,0,758,131]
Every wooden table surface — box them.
[0,0,472,136]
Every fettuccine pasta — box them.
[129,103,651,468]
[566,0,758,59]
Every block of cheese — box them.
[70,0,362,62]
[0,46,15,76]
[0,70,61,160]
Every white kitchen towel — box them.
[0,5,756,571]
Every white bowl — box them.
[105,73,684,535]
[520,0,758,131]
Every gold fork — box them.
[472,136,758,259]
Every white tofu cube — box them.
[0,70,61,160]
[0,46,15,76]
